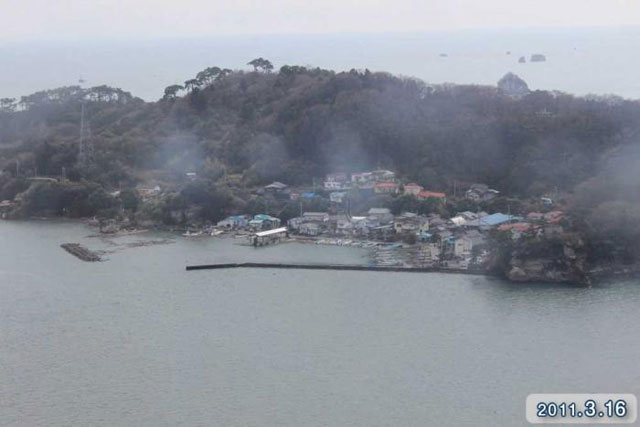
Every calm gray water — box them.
[2,27,640,101]
[1,220,639,426]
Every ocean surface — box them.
[1,220,639,426]
[2,26,640,102]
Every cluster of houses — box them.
[210,169,566,268]
[216,214,281,231]
[322,170,447,201]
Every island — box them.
[1,63,639,285]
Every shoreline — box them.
[4,216,638,286]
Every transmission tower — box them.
[78,102,94,170]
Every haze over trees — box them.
[1,63,640,250]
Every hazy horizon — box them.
[2,26,640,101]
[3,0,640,41]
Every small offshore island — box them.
[1,60,640,286]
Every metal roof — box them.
[254,227,288,237]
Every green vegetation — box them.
[1,61,640,265]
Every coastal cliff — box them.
[489,231,592,285]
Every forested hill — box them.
[1,61,640,235]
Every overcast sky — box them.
[1,0,639,41]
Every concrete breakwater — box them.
[60,243,102,262]
[186,262,491,276]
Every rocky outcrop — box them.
[497,72,530,99]
[530,54,546,62]
[501,232,592,285]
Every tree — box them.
[119,188,141,212]
[0,98,16,113]
[196,66,221,86]
[183,79,201,92]
[248,58,274,73]
[163,84,183,100]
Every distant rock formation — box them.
[530,54,546,62]
[439,53,448,58]
[497,72,530,98]
[518,56,526,63]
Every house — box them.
[302,212,330,223]
[404,183,423,196]
[422,243,441,260]
[418,190,446,201]
[544,211,564,224]
[329,192,347,204]
[351,172,374,185]
[466,213,521,228]
[287,216,304,230]
[217,215,248,229]
[249,214,281,230]
[458,211,478,221]
[351,170,395,186]
[374,182,399,194]
[394,213,429,234]
[185,172,197,180]
[138,185,161,200]
[299,222,321,236]
[288,212,329,232]
[465,229,487,250]
[371,169,396,182]
[325,172,348,183]
[527,212,545,222]
[264,181,288,192]
[324,173,350,190]
[466,183,500,201]
[498,222,536,239]
[351,216,369,235]
[453,237,473,257]
[367,208,394,225]
[449,216,467,227]
[371,224,395,240]
[324,181,344,190]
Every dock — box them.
[60,243,102,262]
[186,262,490,276]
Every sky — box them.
[2,0,640,41]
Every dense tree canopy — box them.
[1,64,640,241]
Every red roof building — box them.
[418,190,446,200]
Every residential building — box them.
[466,213,522,228]
[367,208,394,225]
[394,213,429,234]
[329,192,347,204]
[374,182,399,194]
[264,181,288,192]
[299,223,321,236]
[249,214,281,230]
[216,215,248,229]
[324,173,350,190]
[404,183,423,196]
[418,190,446,201]
[465,183,500,201]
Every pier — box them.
[186,262,490,276]
[60,243,102,262]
